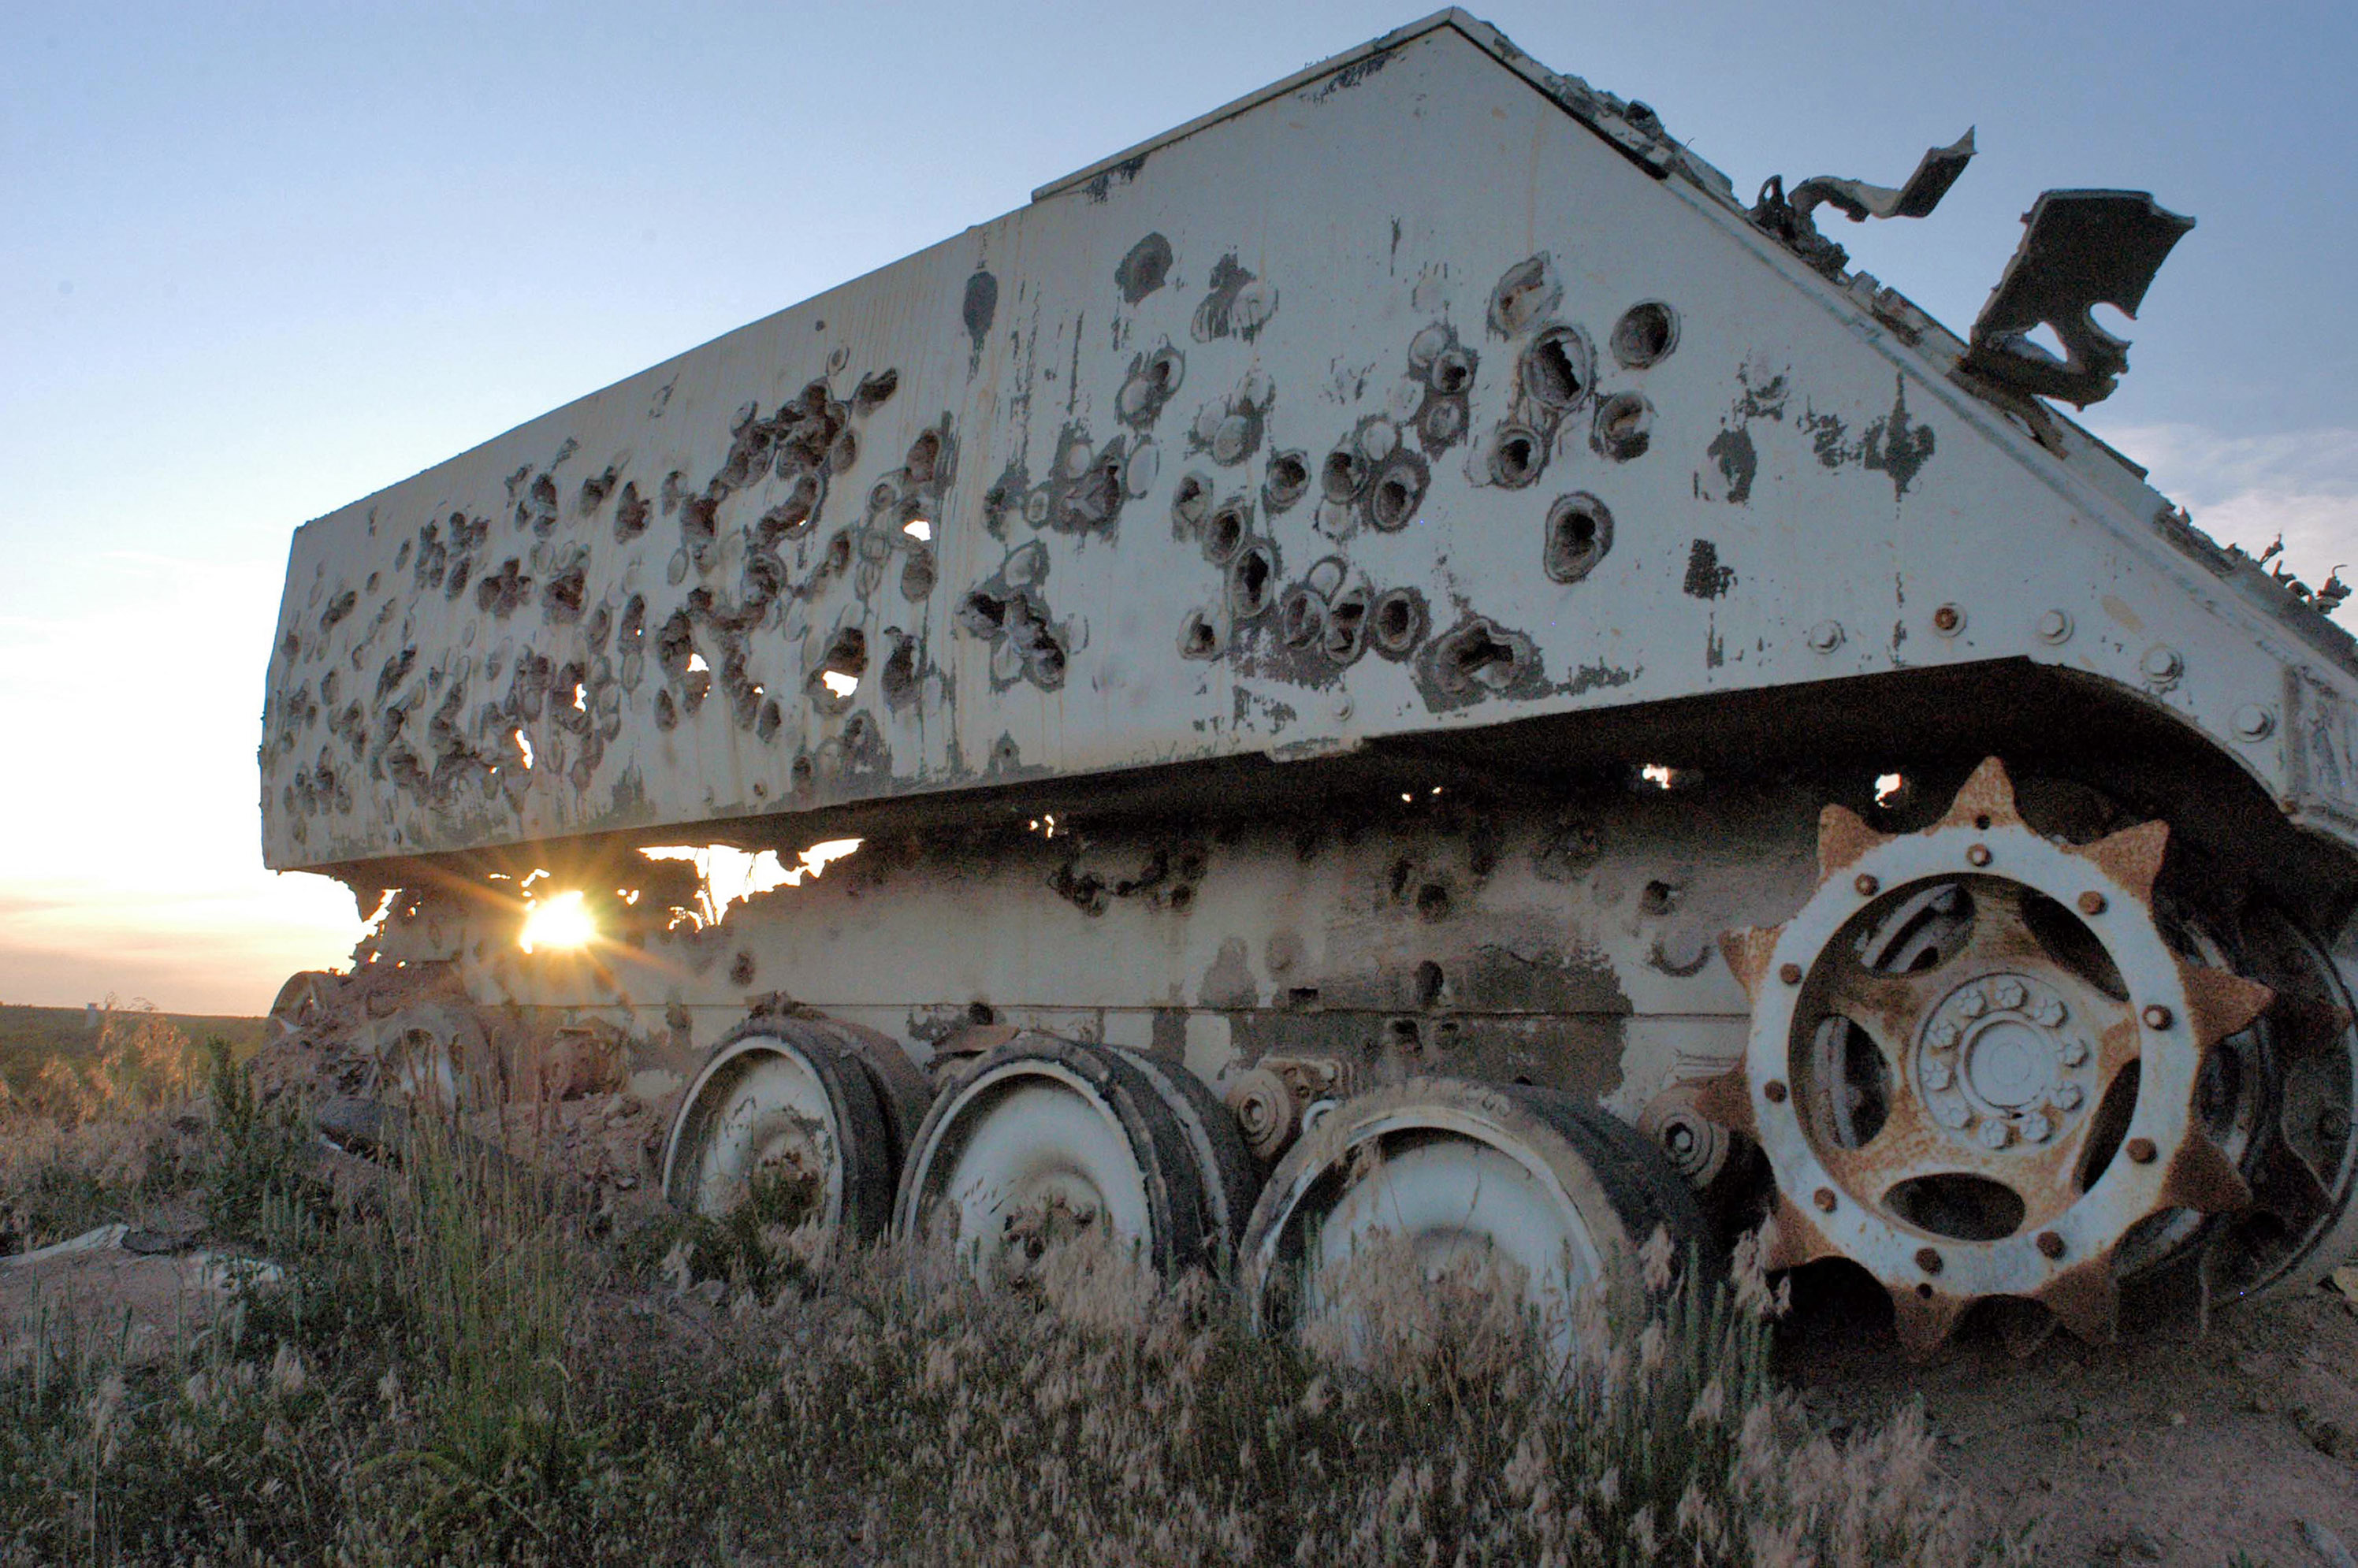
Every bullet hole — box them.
[374,647,416,701]
[1228,544,1275,619]
[364,571,380,594]
[854,368,900,415]
[1278,585,1325,649]
[1639,879,1683,918]
[966,999,998,1027]
[899,545,936,601]
[808,627,868,710]
[654,688,679,730]
[959,589,1006,638]
[1322,447,1371,502]
[1118,347,1185,426]
[1172,471,1214,531]
[758,474,822,544]
[961,270,998,357]
[828,429,860,476]
[1489,425,1542,488]
[1368,457,1428,531]
[1414,960,1446,1008]
[822,530,854,576]
[881,634,920,707]
[523,474,560,536]
[586,603,612,651]
[1201,500,1249,565]
[728,951,756,987]
[1323,585,1371,664]
[1544,494,1615,584]
[1420,397,1468,447]
[791,753,816,789]
[1117,232,1173,303]
[1429,349,1475,397]
[579,466,618,511]
[475,560,533,617]
[1211,414,1255,465]
[1178,609,1222,660]
[1593,393,1653,461]
[1371,588,1427,659]
[1488,255,1560,337]
[867,480,901,518]
[1263,450,1310,513]
[1523,326,1594,409]
[541,561,587,622]
[905,429,942,486]
[756,697,783,740]
[320,590,357,634]
[1385,1017,1424,1060]
[1612,301,1679,368]
[1415,882,1452,921]
[1434,619,1535,696]
[619,595,645,648]
[614,482,650,542]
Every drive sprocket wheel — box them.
[1699,758,2273,1358]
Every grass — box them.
[0,1001,266,1110]
[0,1063,2035,1566]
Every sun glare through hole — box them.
[519,889,596,953]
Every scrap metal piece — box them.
[1962,190,2195,407]
[1750,130,1975,277]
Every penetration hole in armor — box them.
[1544,494,1613,583]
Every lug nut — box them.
[1967,844,1992,868]
[2141,1005,2174,1030]
[1854,873,1880,896]
[1928,1021,1960,1050]
[2077,891,2107,916]
[2054,1083,2084,1111]
[1935,1101,1973,1128]
[1932,605,1962,635]
[2036,1230,2066,1259]
[2033,998,2066,1027]
[1922,1060,1954,1091]
[2058,1038,2088,1067]
[1979,1119,2014,1150]
[2021,1109,2052,1143]
[1813,1187,1837,1213]
[1916,1247,1943,1275]
[1764,1079,1789,1104]
[1994,979,2026,1010]
[1958,989,1988,1019]
[2126,1136,2157,1164]
[1780,962,1803,985]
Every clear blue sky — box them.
[4,0,2353,1012]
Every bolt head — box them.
[1807,620,1845,653]
[2142,645,2184,683]
[1935,1100,1973,1129]
[2054,1083,2084,1111]
[1916,1247,1944,1275]
[2141,1004,2174,1030]
[1928,1020,1960,1050]
[1780,962,1804,986]
[1957,988,1988,1019]
[1922,1060,1954,1091]
[2058,1038,2088,1068]
[2078,891,2108,916]
[1764,1079,1789,1104]
[1994,979,2026,1010]
[1979,1118,2014,1150]
[1967,844,1993,868]
[2020,1109,2052,1143]
[1932,604,1963,635]
[2233,702,2277,741]
[1813,1187,1837,1213]
[2033,998,2066,1027]
[2036,1230,2066,1259]
[2126,1135,2158,1164]
[1854,872,1880,896]
[2036,609,2073,644]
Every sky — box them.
[3,0,2354,1014]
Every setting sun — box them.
[518,889,596,953]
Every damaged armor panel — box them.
[258,9,2358,1356]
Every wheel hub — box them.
[1701,758,2274,1358]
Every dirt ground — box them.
[1787,1270,2358,1566]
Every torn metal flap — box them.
[1795,128,1977,223]
[1962,189,2194,407]
[1751,129,1974,277]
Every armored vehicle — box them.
[261,11,2358,1354]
